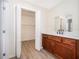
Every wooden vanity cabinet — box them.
[42,34,79,59]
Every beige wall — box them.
[21,9,35,41]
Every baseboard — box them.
[21,39,35,42]
[9,56,20,59]
[9,54,16,59]
[9,56,16,59]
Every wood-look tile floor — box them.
[20,40,57,59]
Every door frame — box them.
[15,5,42,58]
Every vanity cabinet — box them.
[42,34,79,59]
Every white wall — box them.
[7,0,48,58]
[43,0,79,34]
[21,9,35,41]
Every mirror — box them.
[67,18,72,32]
[55,15,73,33]
[65,14,72,32]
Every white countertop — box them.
[42,32,79,40]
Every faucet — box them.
[57,29,64,35]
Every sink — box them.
[64,32,79,37]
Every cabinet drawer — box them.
[48,35,62,42]
[62,38,76,46]
[42,34,48,37]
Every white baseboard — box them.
[9,54,16,59]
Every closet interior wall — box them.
[21,9,35,41]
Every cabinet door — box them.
[54,43,64,59]
[46,39,55,53]
[50,40,56,54]
[77,40,79,59]
[55,43,75,59]
[42,39,47,49]
[42,35,56,53]
[46,40,52,52]
[63,48,75,59]
[42,34,48,49]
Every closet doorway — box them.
[21,9,35,42]
[15,6,41,58]
[21,9,35,57]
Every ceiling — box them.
[24,0,63,9]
